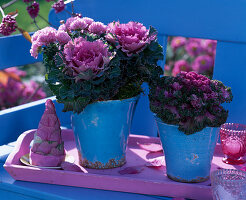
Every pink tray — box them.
[4,129,245,200]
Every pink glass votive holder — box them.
[211,169,246,200]
[220,123,246,165]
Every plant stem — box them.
[0,6,5,17]
[65,9,73,16]
[71,1,74,15]
[2,0,18,9]
[33,19,40,30]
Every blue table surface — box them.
[0,161,172,200]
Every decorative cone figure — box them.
[30,99,65,167]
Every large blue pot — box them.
[155,117,219,183]
[71,96,139,169]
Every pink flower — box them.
[0,69,45,110]
[185,40,202,57]
[106,21,156,56]
[202,39,217,56]
[2,79,24,106]
[192,55,214,73]
[63,17,94,32]
[82,17,94,26]
[52,0,65,14]
[105,22,119,43]
[30,42,40,59]
[56,30,71,45]
[70,18,87,30]
[31,27,57,58]
[171,37,186,50]
[188,38,202,43]
[58,24,66,31]
[23,81,46,101]
[172,60,190,76]
[63,37,112,79]
[37,27,57,44]
[5,67,26,77]
[63,16,80,32]
[0,15,17,36]
[27,1,40,19]
[88,22,106,35]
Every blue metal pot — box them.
[71,96,139,169]
[155,117,219,183]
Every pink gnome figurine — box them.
[30,99,65,167]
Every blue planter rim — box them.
[154,115,178,128]
[154,114,218,130]
[86,95,140,106]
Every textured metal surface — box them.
[72,96,139,169]
[156,117,219,183]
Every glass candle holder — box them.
[220,123,246,165]
[211,169,246,200]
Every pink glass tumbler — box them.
[220,123,246,165]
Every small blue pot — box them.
[72,96,139,169]
[155,117,219,183]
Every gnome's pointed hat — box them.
[30,99,65,167]
[36,99,62,142]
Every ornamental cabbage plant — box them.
[30,16,163,113]
[149,71,233,135]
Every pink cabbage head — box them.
[88,22,106,35]
[106,21,156,56]
[63,37,112,79]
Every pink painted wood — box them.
[4,130,245,200]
